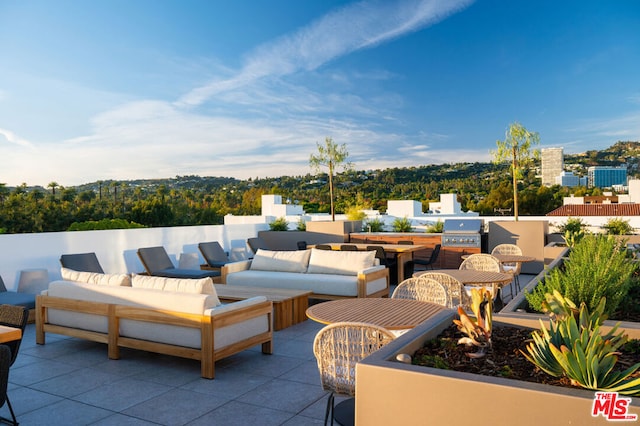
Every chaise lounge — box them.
[137,246,221,281]
[198,241,232,270]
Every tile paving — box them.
[1,275,532,425]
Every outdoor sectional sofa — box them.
[220,248,389,299]
[36,270,273,379]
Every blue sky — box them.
[1,0,639,187]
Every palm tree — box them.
[47,181,59,197]
[492,122,540,221]
[309,137,352,221]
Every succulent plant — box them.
[522,291,640,395]
[453,287,493,358]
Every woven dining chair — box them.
[459,253,503,300]
[459,253,503,273]
[418,272,472,311]
[313,322,395,426]
[491,244,523,298]
[391,277,449,307]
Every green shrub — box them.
[557,217,586,234]
[364,217,385,232]
[425,220,443,233]
[67,219,145,231]
[296,218,306,231]
[345,206,366,221]
[268,217,289,231]
[522,291,640,395]
[557,217,587,247]
[602,217,634,235]
[392,216,413,233]
[526,234,637,317]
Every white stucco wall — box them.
[0,223,264,291]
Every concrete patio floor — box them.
[2,319,330,426]
[1,275,534,425]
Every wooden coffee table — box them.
[214,284,312,331]
[0,325,21,343]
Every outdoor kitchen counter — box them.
[349,233,481,269]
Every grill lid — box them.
[442,219,483,233]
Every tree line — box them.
[0,157,616,234]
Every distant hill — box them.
[11,141,640,194]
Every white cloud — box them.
[178,0,474,106]
[0,128,35,149]
[1,0,478,187]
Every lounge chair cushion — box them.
[131,274,221,305]
[249,249,311,273]
[306,248,376,276]
[61,268,131,287]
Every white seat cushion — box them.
[61,267,131,286]
[306,248,376,275]
[249,249,311,273]
[131,274,220,305]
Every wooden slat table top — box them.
[214,284,312,302]
[305,298,448,330]
[0,325,22,343]
[461,254,536,263]
[312,243,427,253]
[418,269,513,285]
[491,254,536,263]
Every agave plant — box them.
[522,291,640,396]
[453,288,493,358]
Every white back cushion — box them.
[249,249,311,273]
[61,267,131,286]
[131,274,220,306]
[306,248,376,275]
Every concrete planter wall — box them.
[356,313,640,425]
[488,220,548,274]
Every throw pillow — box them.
[306,248,376,275]
[249,249,311,273]
[130,274,221,305]
[61,267,131,286]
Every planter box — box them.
[356,313,640,425]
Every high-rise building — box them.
[587,166,628,188]
[541,147,564,186]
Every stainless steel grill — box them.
[441,219,483,248]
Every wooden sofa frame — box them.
[220,263,389,300]
[35,294,273,379]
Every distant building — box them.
[554,171,587,187]
[587,166,627,188]
[541,147,564,186]
[261,194,304,217]
[386,200,423,218]
[548,179,640,217]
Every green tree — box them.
[47,181,59,198]
[492,122,540,221]
[309,137,352,221]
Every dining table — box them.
[414,268,513,308]
[312,243,427,285]
[461,253,536,265]
[306,297,449,330]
